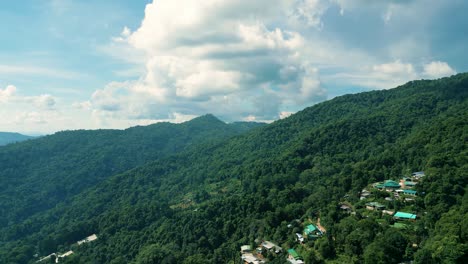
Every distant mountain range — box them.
[0,74,466,264]
[0,132,35,146]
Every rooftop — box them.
[403,190,417,195]
[384,180,401,188]
[288,249,302,260]
[304,224,317,234]
[394,211,417,220]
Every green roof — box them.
[375,183,385,188]
[384,180,400,188]
[304,224,317,234]
[288,249,301,260]
[404,181,417,186]
[403,190,417,195]
[394,211,416,219]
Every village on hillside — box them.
[240,171,425,264]
[36,234,98,263]
[240,221,325,264]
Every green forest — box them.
[0,73,466,264]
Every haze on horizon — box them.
[1,0,467,134]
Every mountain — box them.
[0,115,264,230]
[0,74,467,264]
[0,132,35,146]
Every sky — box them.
[0,0,467,134]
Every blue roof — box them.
[394,212,416,219]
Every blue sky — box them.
[0,0,466,134]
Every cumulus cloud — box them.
[291,0,330,29]
[333,59,457,89]
[0,85,61,132]
[32,94,56,110]
[85,0,460,127]
[369,60,418,88]
[423,61,456,79]
[87,0,328,124]
[0,85,16,102]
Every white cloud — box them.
[279,111,294,119]
[368,60,418,88]
[32,94,56,110]
[82,0,461,129]
[0,85,16,102]
[423,61,456,79]
[292,0,330,29]
[87,0,329,125]
[0,85,65,133]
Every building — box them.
[77,234,98,245]
[241,253,264,264]
[295,233,304,243]
[382,210,394,215]
[403,181,417,188]
[261,241,282,254]
[241,245,252,253]
[366,202,385,210]
[403,190,417,196]
[383,180,401,189]
[287,249,304,264]
[360,189,371,200]
[394,211,417,220]
[375,180,401,191]
[411,171,425,179]
[339,204,352,213]
[304,224,322,239]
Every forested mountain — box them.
[1,74,467,264]
[0,115,264,231]
[0,132,35,146]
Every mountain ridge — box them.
[0,73,466,263]
[0,132,36,146]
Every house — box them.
[375,180,401,191]
[287,249,304,264]
[383,180,401,190]
[403,181,417,188]
[403,190,417,196]
[411,171,425,179]
[37,253,56,263]
[295,233,304,243]
[261,241,282,253]
[56,251,74,263]
[360,189,371,200]
[241,253,264,264]
[339,204,352,213]
[241,245,252,253]
[304,224,322,239]
[382,210,394,215]
[394,211,417,220]
[77,234,98,245]
[366,202,385,210]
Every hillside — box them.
[0,74,467,264]
[0,115,264,230]
[0,132,35,146]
